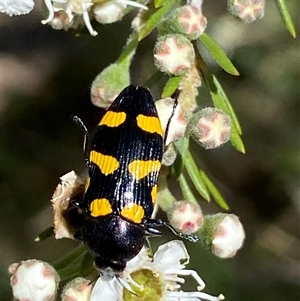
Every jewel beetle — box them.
[73,85,198,276]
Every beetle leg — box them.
[144,226,162,236]
[146,218,199,243]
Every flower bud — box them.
[188,107,231,149]
[154,34,195,76]
[61,277,93,301]
[9,259,60,301]
[162,144,177,166]
[51,171,85,239]
[199,213,245,258]
[228,0,265,23]
[168,5,207,40]
[169,201,204,234]
[90,63,130,109]
[94,2,126,24]
[155,97,188,145]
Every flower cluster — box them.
[3,0,256,300]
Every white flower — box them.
[91,240,224,301]
[211,214,245,258]
[43,0,148,36]
[9,259,60,301]
[0,0,34,16]
[51,170,85,239]
[43,0,98,36]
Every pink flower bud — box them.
[228,0,265,23]
[51,171,85,239]
[154,34,195,76]
[189,107,231,149]
[199,213,246,258]
[90,63,130,109]
[169,5,207,40]
[9,259,59,301]
[61,277,93,301]
[169,201,204,234]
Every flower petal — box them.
[0,0,34,16]
[154,240,189,270]
[90,277,120,301]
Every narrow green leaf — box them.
[179,149,210,201]
[275,0,296,38]
[199,170,230,210]
[138,0,179,41]
[117,32,138,65]
[52,244,86,270]
[195,49,242,135]
[230,129,245,154]
[34,226,54,242]
[154,0,165,8]
[80,252,95,276]
[178,173,198,204]
[199,33,240,76]
[161,75,184,98]
[211,76,242,135]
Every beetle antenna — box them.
[163,90,180,145]
[72,115,90,165]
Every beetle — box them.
[73,85,198,276]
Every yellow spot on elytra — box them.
[136,115,163,136]
[128,160,161,180]
[151,184,157,204]
[99,111,126,127]
[90,198,113,217]
[90,151,119,176]
[84,176,90,194]
[121,203,144,223]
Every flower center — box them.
[123,269,163,301]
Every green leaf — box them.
[230,129,245,154]
[80,252,95,277]
[176,146,210,201]
[199,170,230,210]
[34,226,54,242]
[154,0,165,8]
[138,0,179,41]
[178,172,198,204]
[275,0,296,38]
[52,244,86,270]
[161,75,184,98]
[199,33,240,76]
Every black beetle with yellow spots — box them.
[73,85,198,276]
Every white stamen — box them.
[118,277,137,294]
[82,10,98,36]
[165,269,206,290]
[126,274,144,290]
[115,0,148,10]
[42,0,55,24]
[167,291,225,301]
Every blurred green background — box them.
[1,1,299,300]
